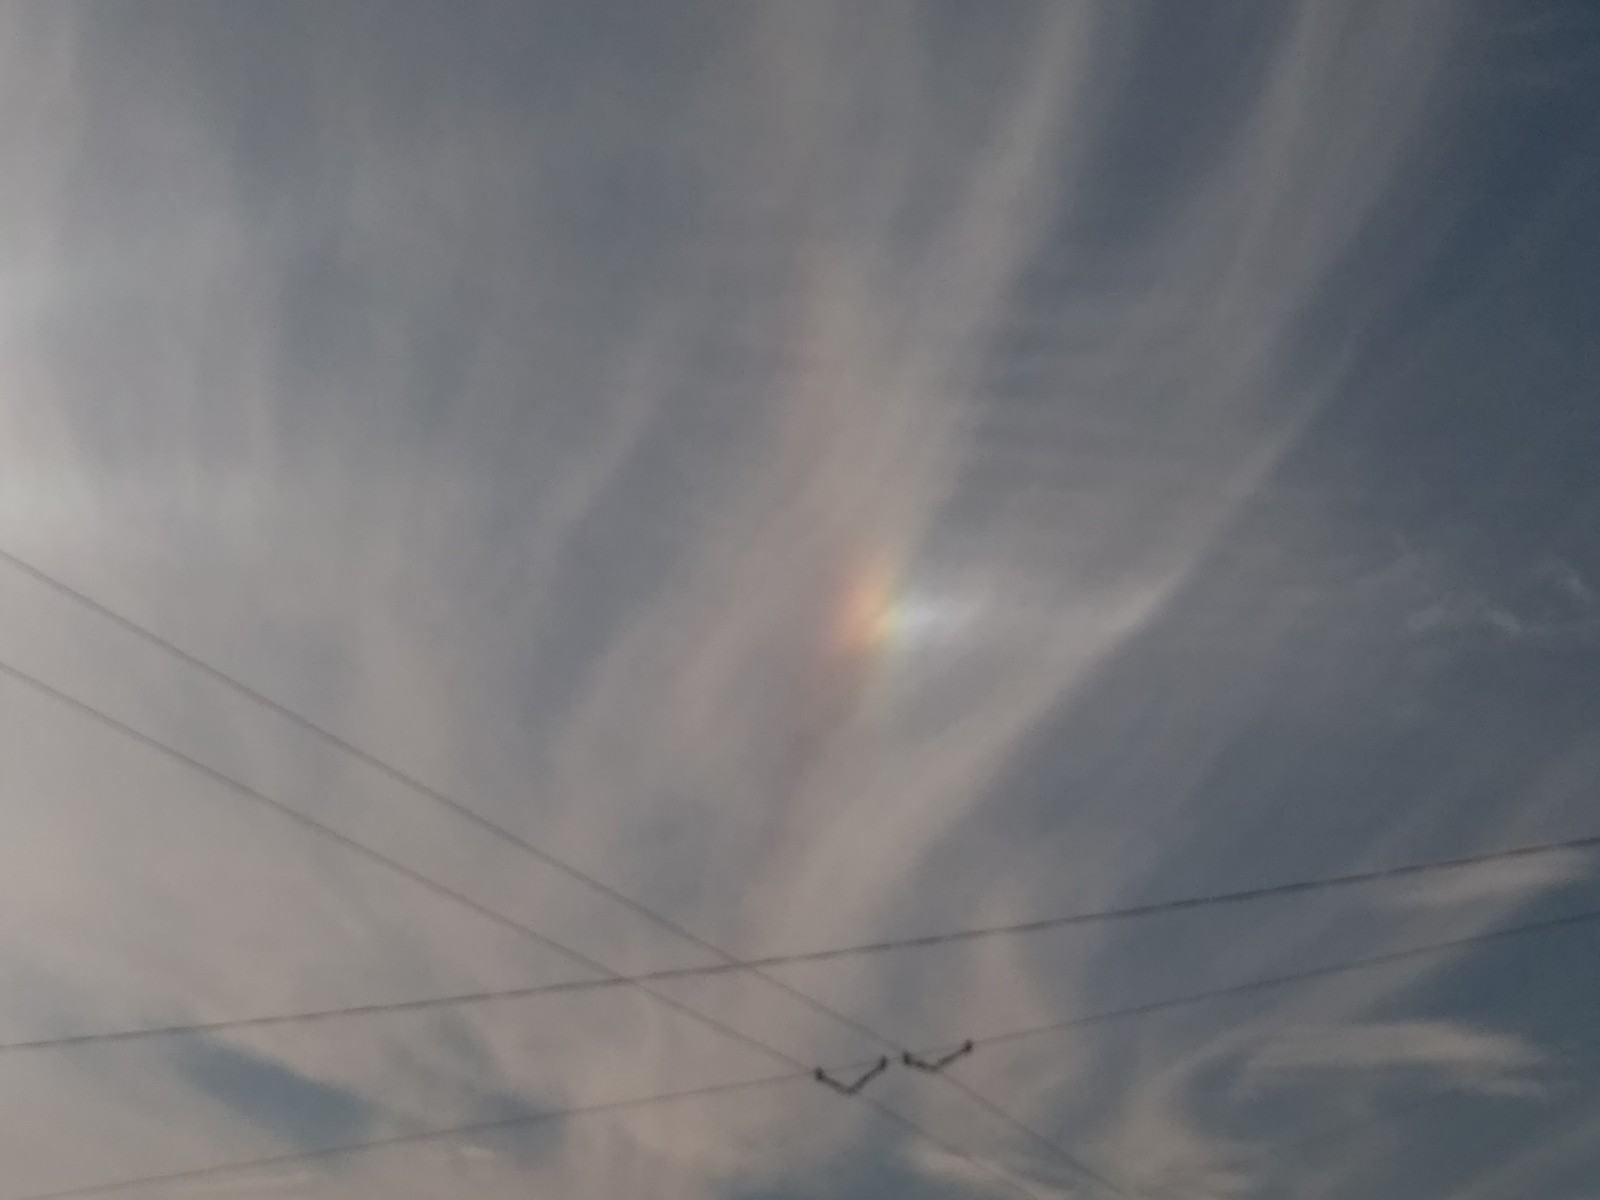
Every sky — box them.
[0,1,1598,1197]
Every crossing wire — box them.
[13,914,1592,1200]
[14,1069,808,1200]
[884,905,1600,1199]
[4,551,1596,971]
[0,651,1055,1200]
[8,549,1600,1193]
[965,903,1600,1050]
[0,548,1138,1195]
[1,891,1596,1064]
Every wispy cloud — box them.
[1380,850,1593,909]
[0,1,1591,1197]
[1241,1019,1545,1096]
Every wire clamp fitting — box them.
[814,1056,890,1095]
[902,1040,974,1073]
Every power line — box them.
[838,1093,1056,1200]
[23,1057,1080,1200]
[0,548,889,1010]
[11,552,1598,1196]
[0,653,1051,1200]
[0,876,1586,1196]
[15,1069,807,1200]
[965,904,1600,1050]
[720,833,1600,968]
[0,552,917,1052]
[8,552,1595,970]
[3,850,1587,1063]
[0,549,1126,1195]
[908,907,1600,1200]
[0,977,628,1055]
[929,1073,1130,1198]
[0,673,1585,1200]
[0,656,796,1073]
[10,905,1595,1070]
[861,1099,1064,1200]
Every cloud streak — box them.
[0,1,1594,1198]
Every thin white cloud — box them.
[1379,850,1593,909]
[2,1,1585,1198]
[1242,1020,1545,1096]
[1085,1040,1258,1200]
[904,1138,1079,1200]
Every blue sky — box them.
[0,2,1598,1197]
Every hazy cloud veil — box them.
[0,2,1597,1198]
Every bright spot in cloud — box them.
[830,554,982,671]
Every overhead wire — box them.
[720,830,1600,966]
[914,907,1600,1196]
[0,900,1590,1068]
[7,549,1600,1194]
[908,909,1600,1200]
[5,544,1596,970]
[24,543,1578,1198]
[0,548,1133,1195]
[3,895,1593,1180]
[0,650,1052,1200]
[14,1068,811,1200]
[962,904,1600,1051]
[882,908,1598,1199]
[0,656,797,1074]
[0,816,1587,1065]
[0,904,1582,1060]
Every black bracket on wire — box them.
[902,1041,974,1073]
[815,1056,890,1095]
